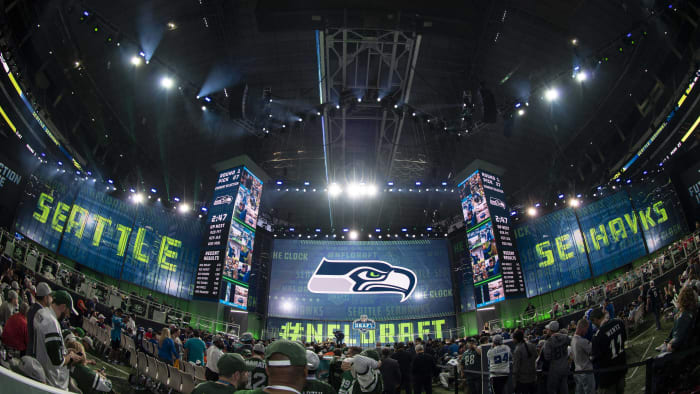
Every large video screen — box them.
[577,191,647,276]
[449,230,476,312]
[14,174,204,299]
[268,239,454,321]
[514,208,592,297]
[630,178,688,253]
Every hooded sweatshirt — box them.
[512,341,537,383]
[543,333,571,374]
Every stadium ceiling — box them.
[1,0,698,230]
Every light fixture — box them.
[349,230,358,240]
[328,183,342,197]
[150,188,157,193]
[544,88,559,101]
[201,105,207,111]
[160,76,174,89]
[130,56,142,66]
[576,71,588,82]
[571,38,578,45]
[179,203,189,213]
[517,109,525,116]
[569,199,580,207]
[527,207,537,216]
[133,193,144,204]
[365,184,378,197]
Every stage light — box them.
[426,227,433,231]
[304,181,310,186]
[315,228,321,233]
[201,207,208,212]
[412,112,416,116]
[349,230,358,240]
[576,194,582,198]
[173,197,180,202]
[545,88,559,101]
[576,71,588,82]
[167,21,177,30]
[342,228,349,233]
[401,228,407,232]
[415,181,422,186]
[393,104,398,108]
[569,199,580,207]
[157,198,161,202]
[83,10,90,17]
[150,188,157,193]
[558,193,565,199]
[357,97,362,103]
[387,181,394,186]
[130,56,142,66]
[335,104,340,109]
[204,97,211,102]
[160,76,174,89]
[201,106,207,111]
[289,227,295,232]
[129,188,136,193]
[441,182,448,186]
[375,228,381,233]
[276,180,283,185]
[58,161,63,166]
[282,301,293,311]
[510,210,517,216]
[535,203,541,207]
[571,38,578,45]
[366,184,378,196]
[133,193,144,204]
[378,235,382,239]
[527,207,537,216]
[518,109,525,116]
[347,183,361,199]
[626,179,632,184]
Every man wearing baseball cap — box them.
[237,339,308,394]
[193,353,254,393]
[542,320,571,394]
[34,290,81,389]
[245,343,268,389]
[302,350,336,394]
[27,283,53,357]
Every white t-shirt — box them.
[487,344,511,377]
[206,345,224,373]
[34,307,69,389]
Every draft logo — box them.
[307,258,417,302]
[352,315,377,333]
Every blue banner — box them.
[269,239,454,321]
[514,208,591,297]
[577,192,647,276]
[267,315,457,345]
[14,174,204,299]
[629,178,688,253]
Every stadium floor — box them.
[90,319,671,393]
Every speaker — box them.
[228,84,249,119]
[480,88,497,123]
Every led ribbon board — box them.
[457,170,525,308]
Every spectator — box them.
[206,335,225,381]
[590,308,627,394]
[487,335,511,394]
[379,348,401,394]
[109,309,123,363]
[66,341,113,393]
[460,338,482,394]
[351,350,383,394]
[171,326,183,357]
[0,289,18,324]
[411,344,435,394]
[125,314,136,336]
[247,343,268,389]
[1,302,29,353]
[543,320,570,394]
[571,319,594,394]
[512,330,536,394]
[237,340,308,394]
[157,327,179,365]
[34,290,82,389]
[184,329,207,365]
[604,298,615,320]
[391,343,414,394]
[303,350,336,394]
[657,286,698,352]
[193,353,254,393]
[646,280,663,330]
[26,282,51,357]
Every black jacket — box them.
[391,350,414,381]
[379,357,402,390]
[411,353,436,379]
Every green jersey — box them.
[70,365,113,393]
[191,381,238,394]
[337,370,354,394]
[303,377,337,394]
[246,357,268,389]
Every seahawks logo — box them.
[307,258,417,302]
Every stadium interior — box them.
[0,1,699,393]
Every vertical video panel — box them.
[458,172,490,231]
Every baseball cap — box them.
[52,290,78,315]
[466,337,476,343]
[36,282,51,297]
[265,339,307,367]
[360,349,380,361]
[253,343,265,355]
[545,321,559,331]
[82,336,93,349]
[218,353,255,376]
[11,281,19,290]
[212,335,223,342]
[492,335,503,345]
[306,350,320,370]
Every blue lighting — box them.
[574,65,580,71]
[626,32,632,38]
[426,227,433,231]
[510,210,517,216]
[83,11,89,16]
[173,197,180,202]
[304,181,310,186]
[204,97,212,102]
[58,161,63,166]
[515,102,521,108]
[576,194,582,198]
[643,170,648,175]
[668,4,673,8]
[130,188,136,193]
[597,186,603,190]
[342,228,349,232]
[276,180,283,185]
[41,152,46,157]
[139,51,146,58]
[415,181,422,186]
[441,181,448,186]
[535,203,541,207]
[658,162,664,167]
[108,179,114,184]
[626,179,632,184]
[87,171,92,176]
[289,227,295,232]
[616,178,621,183]
[201,207,207,212]
[401,228,407,232]
[315,228,321,233]
[558,194,564,199]
[387,181,394,186]
[150,188,157,193]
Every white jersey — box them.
[34,307,69,389]
[487,344,511,377]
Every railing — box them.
[0,229,240,336]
